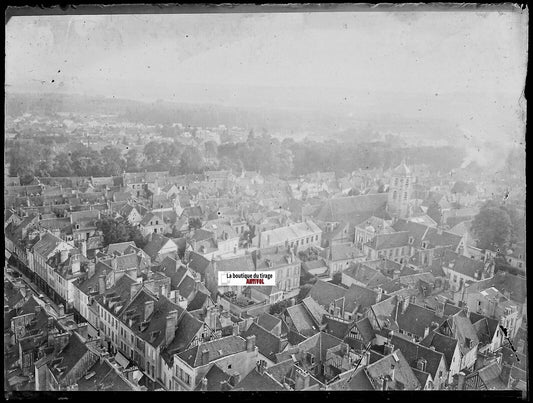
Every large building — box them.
[387,163,413,219]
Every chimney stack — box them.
[144,300,154,320]
[71,254,81,274]
[111,258,118,271]
[201,349,210,366]
[60,249,69,263]
[98,275,106,295]
[246,335,256,352]
[58,304,65,317]
[200,377,208,391]
[81,240,87,258]
[164,310,179,346]
[87,261,96,279]
[457,372,466,390]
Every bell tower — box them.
[387,162,412,219]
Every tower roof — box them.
[393,163,411,176]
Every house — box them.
[70,210,100,242]
[142,234,178,263]
[243,322,288,365]
[252,220,322,252]
[324,243,365,276]
[232,362,285,391]
[354,216,395,248]
[172,335,259,391]
[342,262,389,289]
[139,212,166,237]
[389,333,448,389]
[365,348,421,390]
[363,231,411,264]
[440,250,494,292]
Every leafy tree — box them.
[188,217,203,230]
[269,299,291,315]
[96,217,146,249]
[471,202,513,252]
[180,146,205,174]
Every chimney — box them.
[35,305,42,314]
[80,240,87,257]
[130,282,143,300]
[232,322,239,336]
[58,304,65,317]
[98,275,106,294]
[144,300,154,320]
[164,310,179,346]
[383,342,394,356]
[401,296,410,314]
[60,249,69,263]
[457,372,466,390]
[376,287,384,303]
[416,358,427,372]
[71,254,81,274]
[111,258,118,271]
[294,368,310,390]
[229,372,241,387]
[200,377,208,391]
[87,262,96,279]
[246,335,256,352]
[201,349,210,365]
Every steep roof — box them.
[365,231,410,250]
[32,232,65,258]
[234,368,285,391]
[366,349,421,390]
[285,304,320,337]
[244,322,285,361]
[390,334,445,379]
[396,303,442,339]
[176,335,246,368]
[420,331,458,369]
[193,363,232,391]
[313,194,388,224]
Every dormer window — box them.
[408,237,414,245]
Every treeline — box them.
[8,131,466,185]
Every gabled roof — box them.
[313,194,389,224]
[366,349,421,390]
[420,331,458,370]
[32,232,66,258]
[176,335,246,368]
[107,241,136,255]
[285,304,320,337]
[365,231,410,250]
[256,312,282,333]
[244,322,285,361]
[234,368,285,391]
[441,250,484,279]
[355,317,376,343]
[396,303,442,339]
[193,363,232,391]
[327,367,376,390]
[142,234,176,260]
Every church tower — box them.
[387,162,412,219]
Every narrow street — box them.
[5,261,60,319]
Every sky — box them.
[5,9,528,161]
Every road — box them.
[5,263,60,318]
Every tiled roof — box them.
[396,303,442,339]
[176,335,246,368]
[32,232,65,258]
[420,331,458,369]
[234,368,284,391]
[366,349,421,390]
[323,316,353,340]
[244,322,285,361]
[107,241,136,255]
[142,234,175,260]
[186,291,211,311]
[286,304,320,337]
[327,367,375,390]
[441,250,484,279]
[256,220,321,247]
[313,194,388,223]
[390,334,445,379]
[193,363,232,391]
[365,231,410,250]
[213,254,256,272]
[355,317,376,343]
[256,313,281,333]
[165,309,204,354]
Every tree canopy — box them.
[96,217,146,249]
[471,201,513,252]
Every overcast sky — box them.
[5,9,528,155]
